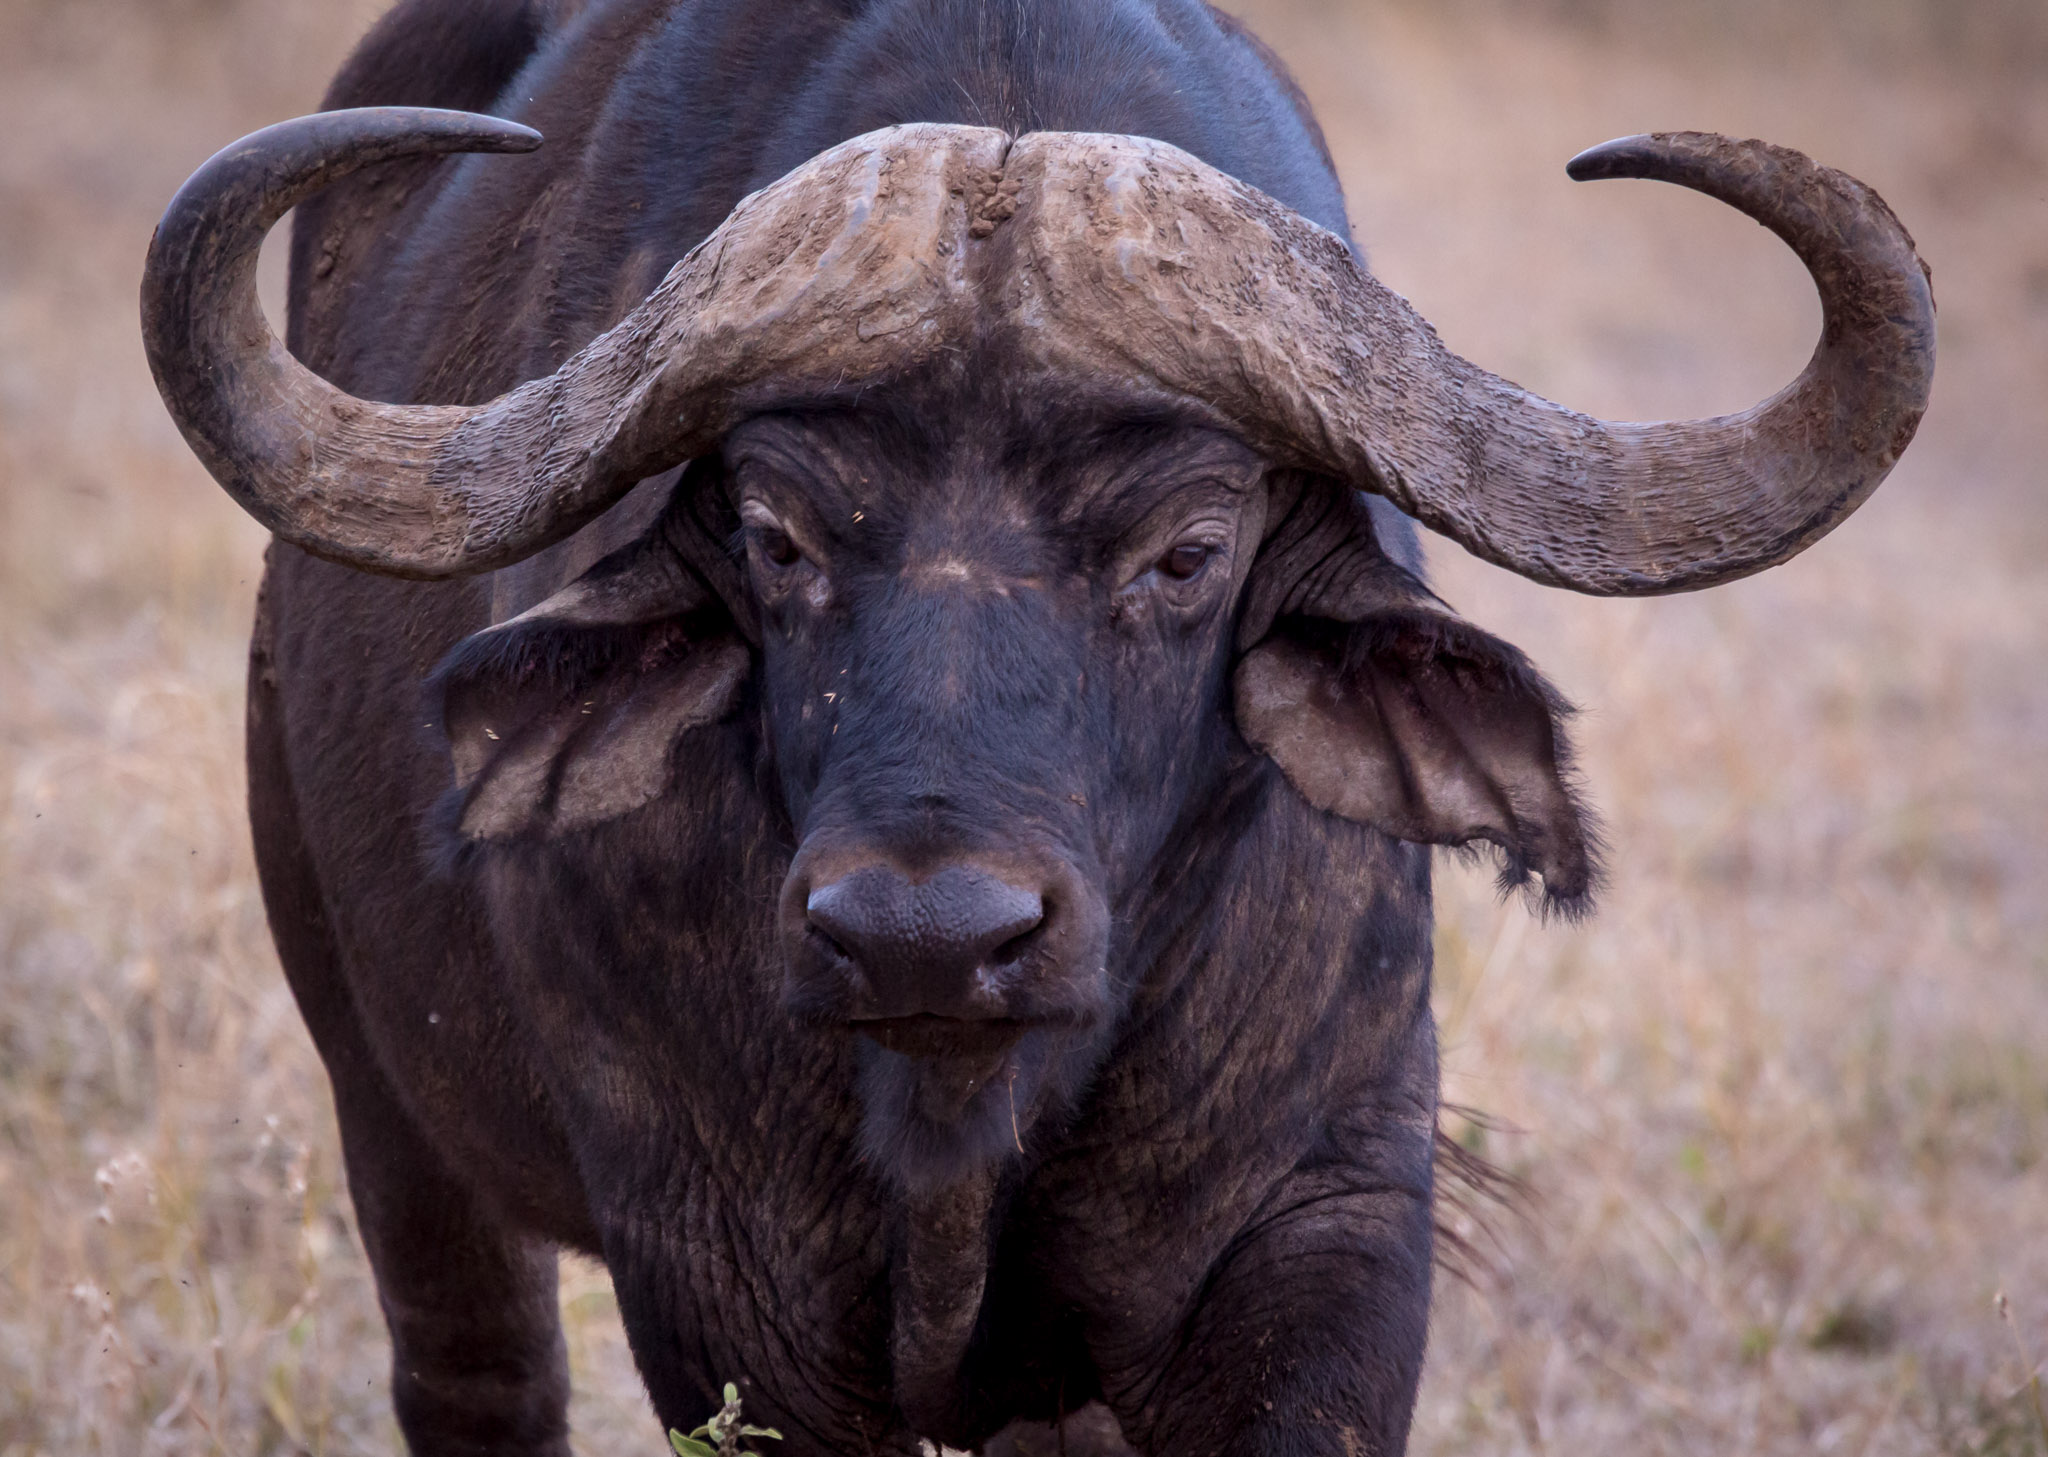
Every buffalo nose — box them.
[806,865,1045,1011]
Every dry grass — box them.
[2,2,2044,1453]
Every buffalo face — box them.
[426,370,1605,1191]
[730,397,1268,1182]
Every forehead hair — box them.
[727,363,1257,509]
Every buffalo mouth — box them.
[850,1012,1069,1167]
[849,1013,1035,1060]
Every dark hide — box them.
[250,3,1595,1455]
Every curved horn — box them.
[1003,130,1935,595]
[150,115,1931,592]
[142,108,1001,578]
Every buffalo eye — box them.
[1162,542,1211,580]
[740,500,805,571]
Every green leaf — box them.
[740,1427,783,1442]
[670,1434,718,1457]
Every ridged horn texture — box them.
[144,112,1934,591]
[996,128,1936,594]
[141,108,1004,578]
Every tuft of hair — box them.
[1432,1104,1533,1288]
[1469,782,1608,927]
[1341,608,1608,921]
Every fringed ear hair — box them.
[1234,478,1603,917]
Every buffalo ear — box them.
[429,522,748,843]
[1235,599,1601,915]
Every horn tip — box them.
[1565,135,1656,182]
[329,105,544,155]
[473,118,545,155]
[403,108,543,154]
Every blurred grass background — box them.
[2,1,2044,1453]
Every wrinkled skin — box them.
[250,2,1595,1454]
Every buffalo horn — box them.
[1001,129,1936,594]
[141,108,1002,578]
[146,113,1932,593]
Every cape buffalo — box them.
[139,1,1934,1452]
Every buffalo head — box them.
[140,109,1934,1185]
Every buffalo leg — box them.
[1116,1112,1435,1457]
[246,602,574,1457]
[335,1079,574,1456]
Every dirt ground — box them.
[1,1,2043,1453]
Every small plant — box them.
[1995,1291,2048,1452]
[670,1382,783,1457]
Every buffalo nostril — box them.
[806,922,854,964]
[991,906,1050,965]
[978,897,1046,958]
